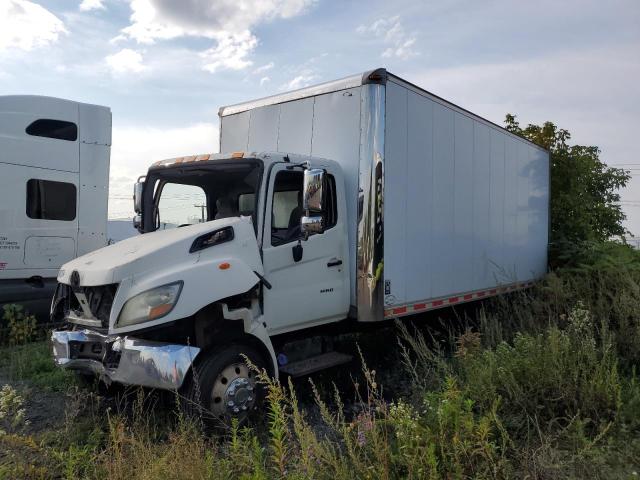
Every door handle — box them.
[327,259,343,268]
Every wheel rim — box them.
[210,362,257,419]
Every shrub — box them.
[0,384,28,435]
[389,377,511,479]
[483,244,640,371]
[460,303,621,439]
[1,304,37,346]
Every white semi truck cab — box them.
[51,69,549,423]
[0,95,111,317]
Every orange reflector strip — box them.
[383,281,537,319]
[149,303,173,319]
[218,262,231,270]
[231,152,244,158]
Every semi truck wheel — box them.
[183,344,266,427]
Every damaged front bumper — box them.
[51,329,200,390]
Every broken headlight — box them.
[116,281,183,328]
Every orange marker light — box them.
[231,151,244,158]
[218,262,231,270]
[149,303,173,320]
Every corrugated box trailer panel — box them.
[382,79,548,311]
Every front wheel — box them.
[183,344,266,428]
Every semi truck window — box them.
[157,183,207,229]
[26,179,76,221]
[25,119,78,141]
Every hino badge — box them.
[51,69,549,423]
[0,96,111,317]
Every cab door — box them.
[261,165,349,334]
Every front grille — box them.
[53,283,118,328]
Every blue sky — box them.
[1,0,639,233]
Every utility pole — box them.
[194,204,206,223]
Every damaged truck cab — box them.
[52,152,350,420]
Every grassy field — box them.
[1,241,640,479]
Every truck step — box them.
[279,352,353,378]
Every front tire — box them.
[183,344,266,428]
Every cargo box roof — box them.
[218,67,547,152]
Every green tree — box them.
[504,114,630,248]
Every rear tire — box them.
[182,344,267,429]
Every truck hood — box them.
[57,217,261,286]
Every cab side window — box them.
[270,170,338,246]
[26,179,76,221]
[26,119,77,141]
[324,174,338,229]
[271,171,303,246]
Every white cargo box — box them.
[219,68,549,322]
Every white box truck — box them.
[0,96,111,317]
[51,69,548,422]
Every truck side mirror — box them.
[133,178,145,214]
[303,168,324,212]
[302,168,325,237]
[301,215,324,236]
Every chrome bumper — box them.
[51,330,200,390]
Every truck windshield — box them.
[145,160,262,231]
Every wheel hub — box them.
[225,377,254,413]
[210,363,256,418]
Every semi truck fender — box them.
[221,303,278,377]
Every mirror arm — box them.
[253,271,272,289]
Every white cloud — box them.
[79,0,105,12]
[118,0,313,72]
[382,38,416,60]
[201,31,258,73]
[357,16,418,60]
[108,122,219,219]
[260,76,270,86]
[120,0,183,44]
[253,62,275,74]
[0,0,67,51]
[122,0,314,42]
[106,48,146,74]
[109,34,128,45]
[280,70,318,90]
